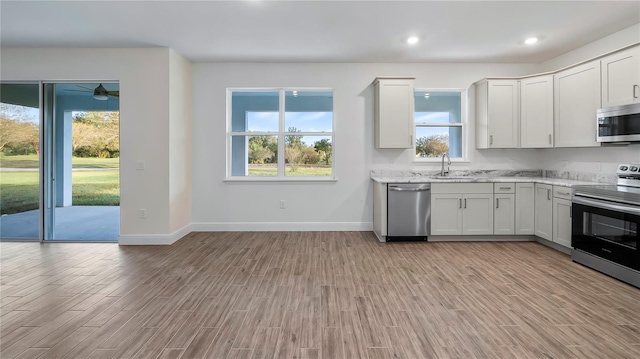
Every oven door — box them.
[572,196,639,271]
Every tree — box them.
[285,127,303,148]
[285,146,303,172]
[71,111,119,157]
[314,138,332,165]
[248,136,276,164]
[285,127,304,171]
[416,134,449,157]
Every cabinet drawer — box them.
[432,183,493,194]
[494,183,515,193]
[553,186,572,200]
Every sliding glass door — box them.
[0,82,120,242]
[0,83,42,240]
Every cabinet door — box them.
[601,46,640,107]
[554,61,601,148]
[431,194,462,235]
[515,183,535,235]
[374,78,414,149]
[521,75,554,148]
[462,194,494,235]
[534,184,553,240]
[494,194,515,235]
[488,80,519,148]
[553,198,572,248]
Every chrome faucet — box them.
[441,153,451,176]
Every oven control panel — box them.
[618,164,640,178]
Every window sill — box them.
[224,177,337,183]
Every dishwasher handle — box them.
[388,187,431,192]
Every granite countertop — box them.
[370,176,602,187]
[370,169,606,187]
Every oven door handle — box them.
[572,196,640,216]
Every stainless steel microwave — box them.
[597,103,640,143]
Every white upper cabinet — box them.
[520,75,554,148]
[554,60,601,148]
[601,46,640,107]
[373,77,415,149]
[476,79,519,149]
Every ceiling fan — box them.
[64,84,119,100]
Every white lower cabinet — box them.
[551,185,573,248]
[494,193,515,235]
[553,197,572,248]
[534,184,553,240]
[431,194,464,235]
[431,184,494,235]
[515,183,535,234]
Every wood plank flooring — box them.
[1,232,640,359]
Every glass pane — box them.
[415,127,462,158]
[415,91,461,124]
[285,91,333,132]
[0,84,40,239]
[285,136,332,177]
[231,91,279,132]
[231,135,278,176]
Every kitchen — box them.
[1,1,640,358]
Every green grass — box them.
[0,155,119,169]
[0,170,120,215]
[248,164,332,177]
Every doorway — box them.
[0,82,120,242]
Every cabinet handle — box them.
[464,199,467,209]
[559,191,570,196]
[547,189,551,201]
[499,187,511,190]
[496,198,499,209]
[548,134,552,144]
[490,135,493,146]
[410,134,413,146]
[634,85,639,99]
[459,198,462,209]
[570,207,572,218]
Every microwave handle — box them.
[573,196,640,216]
[634,84,639,99]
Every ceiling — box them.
[1,1,639,63]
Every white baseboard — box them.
[428,235,537,242]
[190,222,373,232]
[118,224,192,245]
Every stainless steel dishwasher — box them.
[387,183,431,239]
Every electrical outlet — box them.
[135,161,146,170]
[279,200,285,209]
[139,209,147,219]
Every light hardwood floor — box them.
[1,232,639,359]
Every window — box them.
[414,90,465,160]
[228,89,334,179]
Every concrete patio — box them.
[0,206,119,241]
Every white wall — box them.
[540,23,640,71]
[1,48,174,239]
[191,62,539,230]
[169,49,193,234]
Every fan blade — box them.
[107,91,119,97]
[64,89,92,93]
[75,85,95,91]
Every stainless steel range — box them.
[572,164,640,288]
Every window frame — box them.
[226,88,336,182]
[413,88,468,163]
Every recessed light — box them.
[292,90,298,97]
[524,37,538,45]
[424,93,430,99]
[407,36,419,45]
